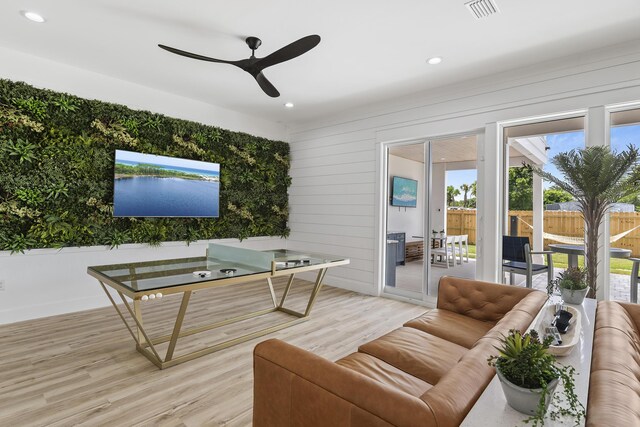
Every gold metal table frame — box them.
[88,255,349,369]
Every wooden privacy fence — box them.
[446,209,640,257]
[446,210,477,244]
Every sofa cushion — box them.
[593,301,640,345]
[404,309,495,348]
[587,367,640,426]
[420,338,498,427]
[358,327,467,385]
[337,352,433,397]
[590,326,640,375]
[436,276,545,323]
[478,306,538,343]
[586,301,640,426]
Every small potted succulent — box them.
[488,329,584,426]
[554,267,589,305]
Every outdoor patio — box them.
[395,259,634,303]
[531,269,633,303]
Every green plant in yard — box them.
[527,145,640,298]
[488,329,584,426]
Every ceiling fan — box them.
[158,35,321,98]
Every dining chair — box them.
[432,235,456,268]
[456,234,469,264]
[502,236,554,288]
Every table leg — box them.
[165,291,192,362]
[568,254,578,269]
[133,299,145,346]
[631,261,639,304]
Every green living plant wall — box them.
[0,79,291,253]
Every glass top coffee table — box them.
[87,244,349,369]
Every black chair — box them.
[502,236,554,288]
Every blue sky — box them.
[543,131,584,188]
[445,124,640,199]
[116,149,219,173]
[543,124,640,188]
[447,169,476,200]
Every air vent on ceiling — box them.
[465,0,500,20]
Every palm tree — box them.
[447,185,460,206]
[460,183,471,208]
[528,145,640,298]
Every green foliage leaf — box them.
[527,145,640,297]
[488,329,584,426]
[2,137,38,164]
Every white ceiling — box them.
[1,0,639,125]
[390,135,534,164]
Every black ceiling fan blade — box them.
[158,44,237,65]
[254,72,280,98]
[255,35,320,71]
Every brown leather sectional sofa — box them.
[586,301,640,426]
[253,276,547,427]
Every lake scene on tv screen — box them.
[113,150,220,217]
[392,177,417,207]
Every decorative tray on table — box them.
[536,304,581,357]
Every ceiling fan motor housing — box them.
[245,37,262,51]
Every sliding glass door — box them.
[383,134,479,302]
[385,141,426,300]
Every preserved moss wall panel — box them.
[0,79,290,252]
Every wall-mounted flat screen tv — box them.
[391,176,418,208]
[113,150,220,217]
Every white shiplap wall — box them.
[287,39,640,296]
[287,130,377,293]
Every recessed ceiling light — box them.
[427,57,442,65]
[440,157,446,161]
[21,11,46,23]
[284,102,294,108]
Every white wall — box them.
[0,46,288,141]
[387,155,424,241]
[287,39,640,296]
[0,46,290,324]
[0,238,285,325]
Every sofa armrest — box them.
[437,276,546,323]
[253,339,437,427]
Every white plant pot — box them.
[496,368,559,415]
[560,286,590,305]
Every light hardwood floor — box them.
[0,277,427,426]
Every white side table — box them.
[461,297,596,427]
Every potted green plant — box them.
[488,329,584,426]
[554,267,589,304]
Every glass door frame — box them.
[381,131,480,305]
[381,138,432,305]
[499,110,587,287]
